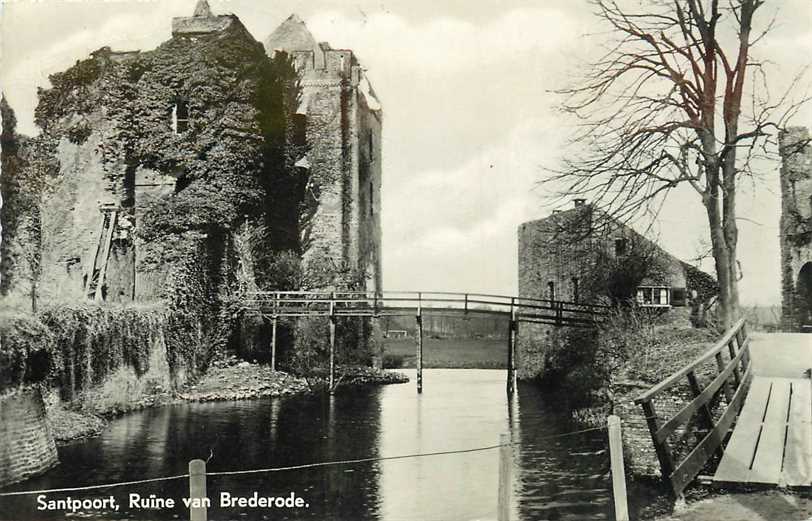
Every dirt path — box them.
[655,491,812,521]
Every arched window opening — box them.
[547,281,556,301]
[571,277,579,303]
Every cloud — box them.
[1,1,194,134]
[307,7,579,74]
[383,120,561,294]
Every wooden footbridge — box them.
[244,290,607,394]
[635,319,812,497]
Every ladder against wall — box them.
[84,205,119,301]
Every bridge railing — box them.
[242,290,607,326]
[634,318,753,497]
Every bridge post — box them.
[329,292,336,395]
[271,316,278,371]
[507,298,517,396]
[416,292,423,394]
[497,432,512,521]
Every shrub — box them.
[0,310,54,390]
[382,353,406,369]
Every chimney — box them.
[573,198,587,208]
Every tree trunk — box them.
[705,205,740,329]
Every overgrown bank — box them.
[532,309,719,479]
[0,302,407,445]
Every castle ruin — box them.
[2,1,382,304]
[0,1,384,487]
[265,15,383,295]
[779,127,812,331]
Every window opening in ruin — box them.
[636,286,670,307]
[547,281,556,301]
[369,181,374,217]
[293,114,307,147]
[615,238,628,256]
[368,132,374,161]
[175,174,191,194]
[123,165,136,208]
[65,256,81,274]
[799,263,812,326]
[571,277,579,303]
[172,99,190,134]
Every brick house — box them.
[516,199,715,379]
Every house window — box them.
[547,281,556,301]
[172,99,190,134]
[293,114,307,147]
[571,277,579,303]
[615,238,628,256]
[671,288,687,306]
[636,286,670,307]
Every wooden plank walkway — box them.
[713,376,812,488]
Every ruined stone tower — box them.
[779,127,812,331]
[265,15,383,294]
[7,3,384,304]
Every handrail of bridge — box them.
[245,291,610,310]
[242,290,608,327]
[634,318,753,497]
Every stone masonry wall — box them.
[297,58,382,290]
[517,204,690,379]
[40,126,125,302]
[299,75,347,266]
[0,387,58,488]
[779,127,812,330]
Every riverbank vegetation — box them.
[0,298,407,444]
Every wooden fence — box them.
[634,318,753,497]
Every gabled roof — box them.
[264,14,325,69]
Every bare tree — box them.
[549,0,810,328]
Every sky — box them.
[1,0,811,306]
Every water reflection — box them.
[0,370,660,521]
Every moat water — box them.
[0,370,667,521]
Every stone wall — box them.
[517,203,694,379]
[779,127,812,330]
[0,387,58,488]
[39,128,124,302]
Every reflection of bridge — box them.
[244,291,607,394]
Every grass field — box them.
[382,338,507,369]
